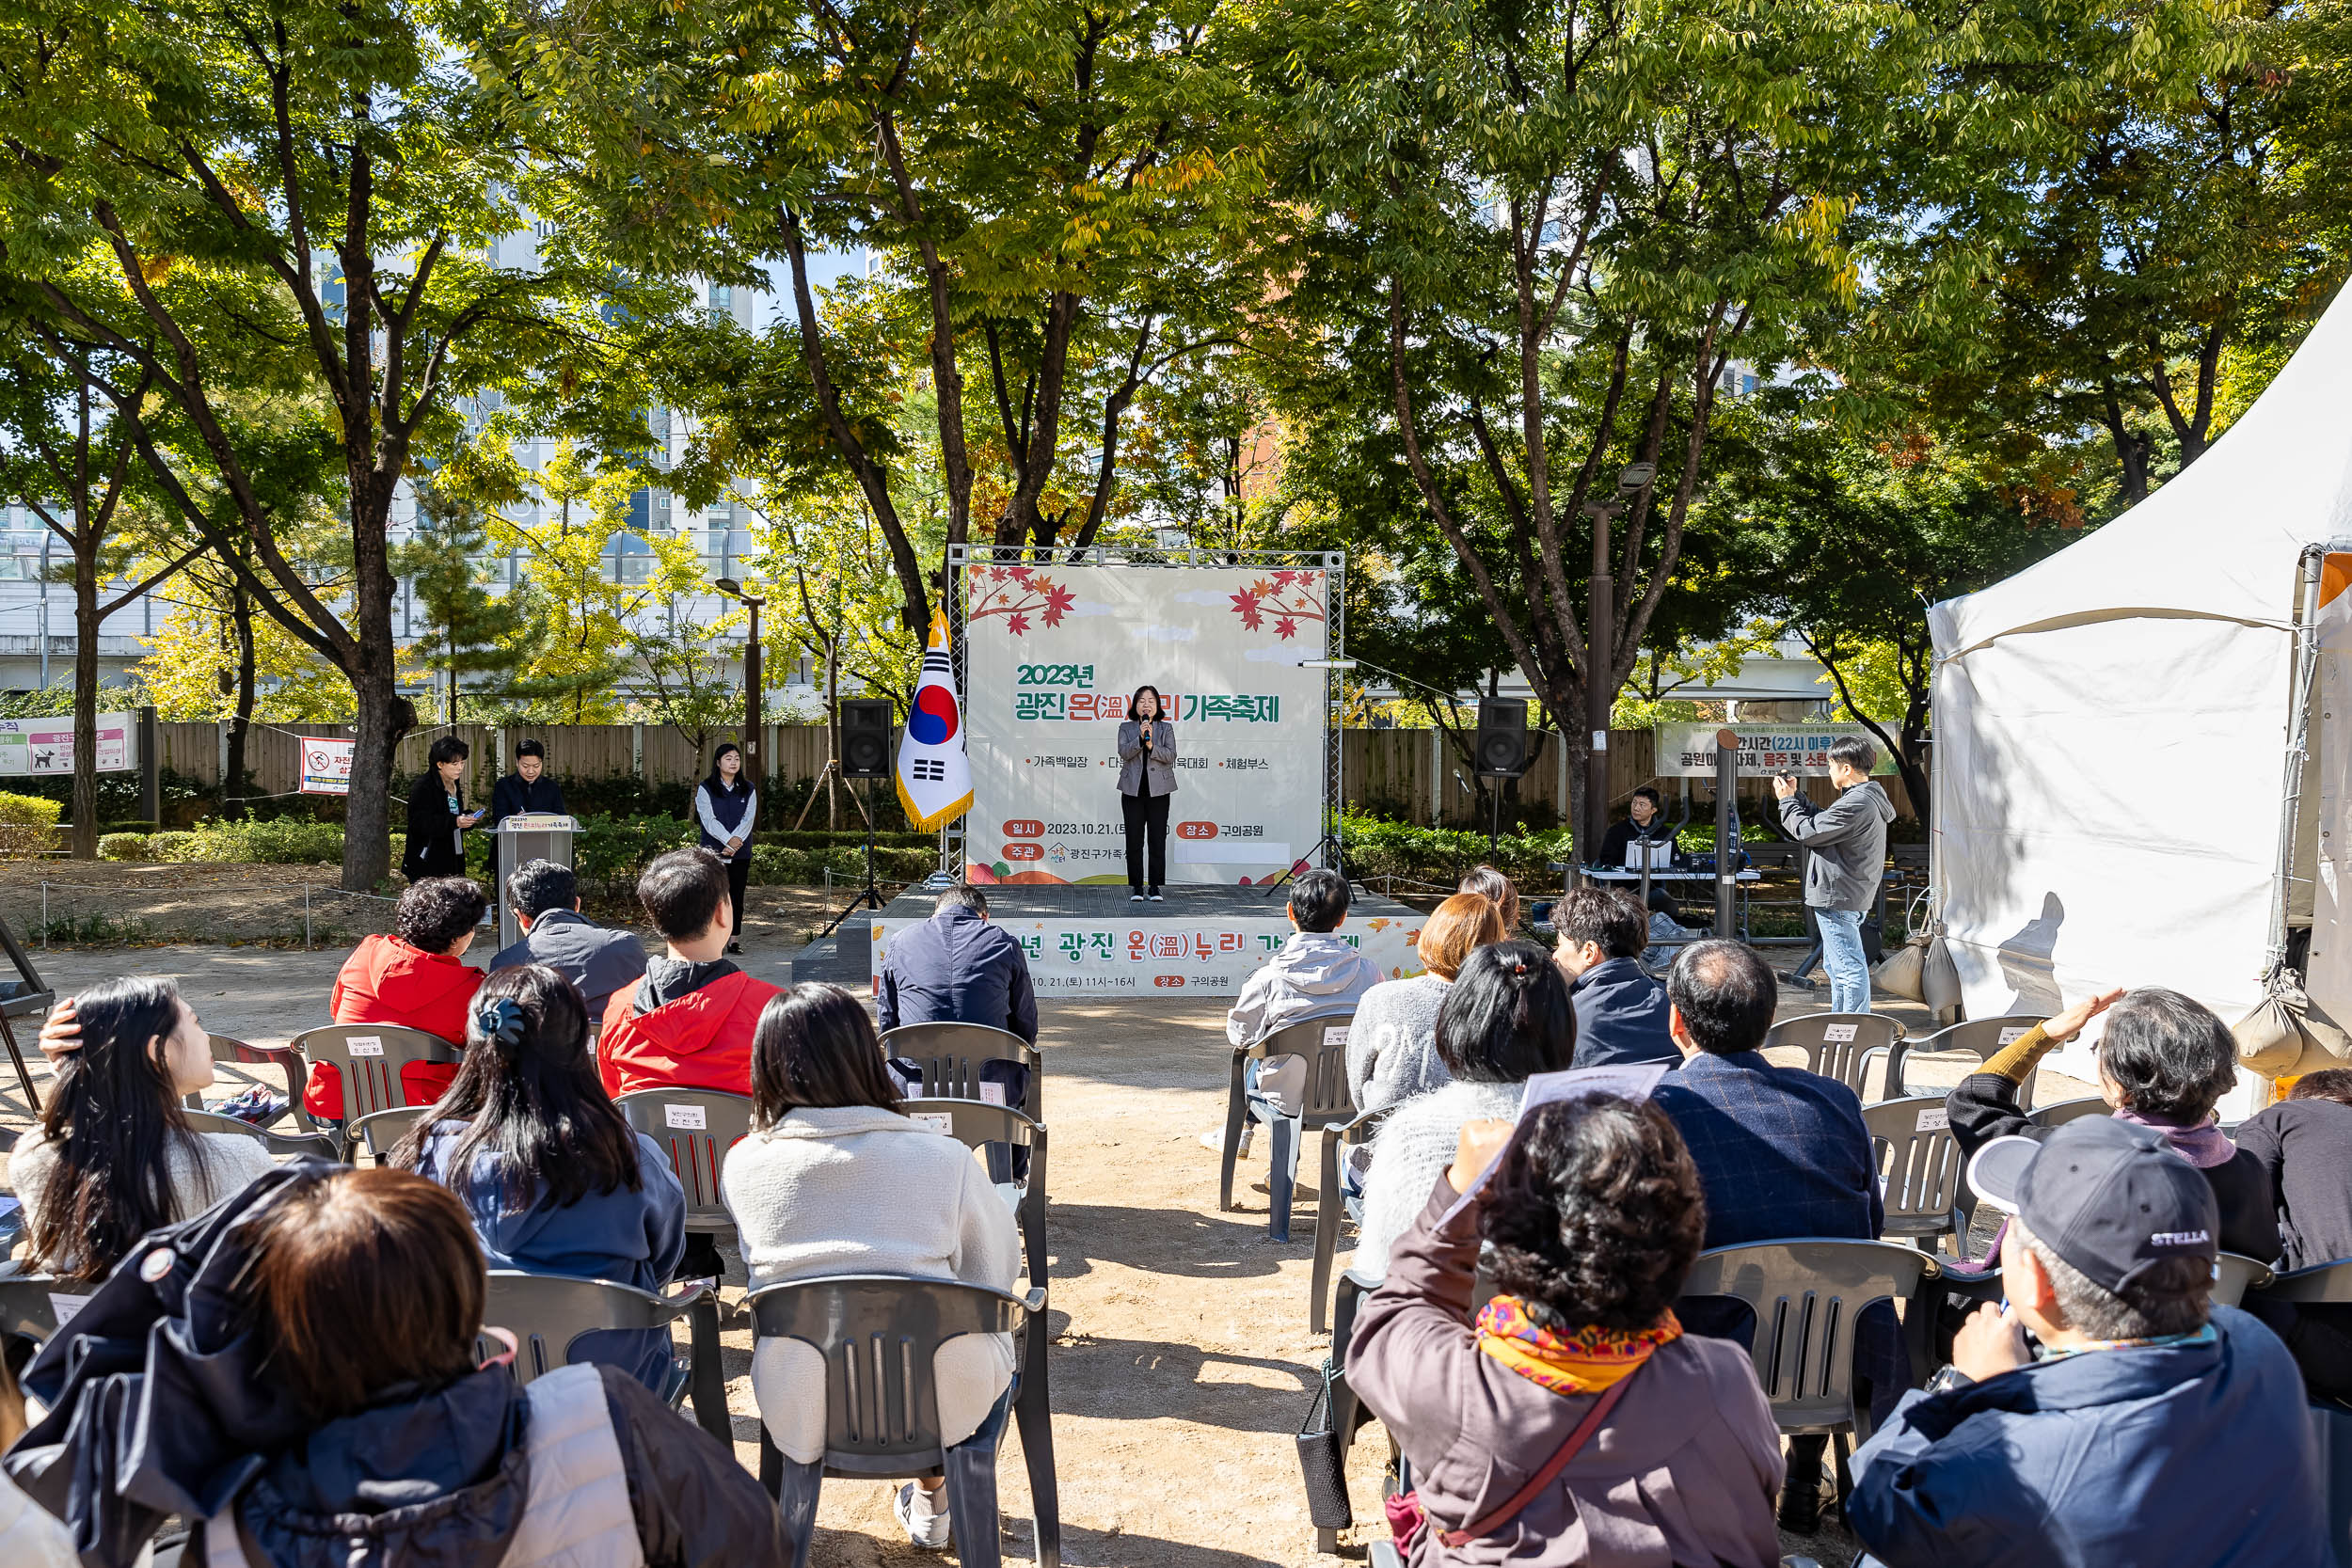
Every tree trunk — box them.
[70,555,100,858]
[226,584,256,822]
[342,490,405,891]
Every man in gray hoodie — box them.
[1774,735,1896,1014]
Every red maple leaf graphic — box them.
[1006,611,1031,635]
[1042,584,1076,626]
[1270,569,1297,587]
[1275,616,1298,639]
[1007,566,1034,583]
[1230,591,1263,630]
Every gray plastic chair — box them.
[1764,1013,1905,1100]
[183,1107,339,1160]
[2215,1253,2275,1307]
[1309,1267,1383,1553]
[1863,1095,1966,1249]
[2253,1258,2352,1307]
[900,1097,1049,1288]
[481,1271,722,1443]
[880,1022,1042,1121]
[1219,1013,1358,1243]
[2026,1096,2108,1132]
[1310,1106,1386,1334]
[1678,1238,1938,1505]
[347,1105,437,1164]
[1889,1016,2049,1109]
[291,1022,460,1154]
[185,1034,324,1136]
[615,1085,757,1439]
[746,1274,1059,1568]
[0,1272,64,1349]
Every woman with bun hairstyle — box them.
[1117,684,1178,901]
[393,963,687,1389]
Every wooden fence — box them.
[154,720,1916,823]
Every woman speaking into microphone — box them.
[1118,685,1177,901]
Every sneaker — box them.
[217,1085,287,1127]
[1198,1125,1256,1157]
[894,1482,952,1550]
[1131,891,1146,901]
[1150,888,1164,901]
[725,941,744,955]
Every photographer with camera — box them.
[1772,736,1895,1015]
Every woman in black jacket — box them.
[404,734,481,881]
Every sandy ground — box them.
[0,923,2090,1568]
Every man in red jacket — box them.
[599,847,779,1099]
[306,877,487,1119]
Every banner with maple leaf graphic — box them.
[959,563,1331,886]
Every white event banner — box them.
[870,909,1429,997]
[0,713,132,775]
[960,562,1330,885]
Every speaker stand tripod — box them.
[1261,832,1347,898]
[815,777,887,941]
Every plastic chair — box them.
[2026,1096,2108,1132]
[1219,1013,1358,1243]
[899,1098,1049,1288]
[182,1107,339,1160]
[185,1034,324,1135]
[1763,1013,1905,1100]
[291,1023,459,1155]
[2215,1253,2275,1307]
[1309,1267,1383,1552]
[746,1274,1060,1568]
[2254,1258,2352,1307]
[616,1085,756,1442]
[880,1022,1043,1121]
[0,1271,64,1350]
[1309,1106,1386,1334]
[480,1271,722,1443]
[1888,1016,2049,1109]
[1677,1239,1939,1508]
[347,1105,437,1164]
[1863,1095,1966,1250]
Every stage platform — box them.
[785,880,1429,996]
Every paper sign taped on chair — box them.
[347,1035,384,1056]
[664,1104,707,1131]
[911,1113,955,1135]
[1916,1107,1949,1132]
[1998,1027,2031,1046]
[1824,1024,1858,1043]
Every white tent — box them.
[1929,281,2352,1101]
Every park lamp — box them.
[1618,462,1656,493]
[712,577,768,787]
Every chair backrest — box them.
[1248,1014,1359,1125]
[746,1274,1040,1474]
[2214,1253,2274,1307]
[880,1022,1042,1120]
[1763,1014,1904,1099]
[1893,1017,2048,1109]
[291,1024,459,1121]
[182,1108,338,1160]
[1862,1095,1965,1239]
[482,1270,704,1383]
[2253,1258,2352,1306]
[348,1105,437,1164]
[0,1272,64,1348]
[186,1035,318,1131]
[900,1098,1049,1283]
[616,1087,757,1229]
[1677,1239,1935,1433]
[2026,1097,2108,1132]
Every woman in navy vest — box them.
[695,742,756,955]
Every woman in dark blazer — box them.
[403,734,480,881]
[1116,685,1177,901]
[694,741,756,954]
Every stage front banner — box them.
[870,909,1427,997]
[961,562,1329,885]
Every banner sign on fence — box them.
[0,713,132,775]
[960,563,1331,885]
[300,737,356,796]
[1653,721,1899,779]
[872,909,1427,997]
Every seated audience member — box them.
[1208,867,1383,1158]
[877,883,1038,1044]
[1945,986,2279,1260]
[394,964,687,1391]
[309,875,487,1120]
[1457,863,1520,933]
[1347,892,1504,1113]
[488,858,647,1017]
[1348,1104,1783,1567]
[1354,942,1576,1280]
[1649,938,1886,1531]
[11,977,275,1281]
[1551,887,1675,1069]
[597,847,781,1100]
[2233,1069,2352,1402]
[723,983,1019,1551]
[1850,1117,2328,1567]
[0,1343,72,1568]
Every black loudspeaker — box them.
[1474,698,1530,778]
[839,699,896,778]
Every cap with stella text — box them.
[1965,1116,2219,1294]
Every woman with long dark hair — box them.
[722,983,1018,1550]
[10,977,274,1282]
[694,741,756,954]
[1116,683,1177,900]
[403,734,480,882]
[392,964,686,1388]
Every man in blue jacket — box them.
[877,883,1040,1045]
[489,859,647,1018]
[1850,1117,2329,1568]
[1551,886,1675,1067]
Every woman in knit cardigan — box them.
[1347,892,1507,1114]
[722,982,1020,1551]
[1352,942,1577,1282]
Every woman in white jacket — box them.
[723,982,1020,1551]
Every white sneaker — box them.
[895,1482,952,1550]
[1150,890,1164,901]
[1198,1125,1256,1157]
[1131,891,1146,901]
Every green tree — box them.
[394,476,538,726]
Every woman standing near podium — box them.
[695,742,756,954]
[1118,685,1177,901]
[403,735,480,882]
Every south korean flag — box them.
[895,610,974,832]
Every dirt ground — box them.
[0,926,2090,1568]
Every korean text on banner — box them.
[961,563,1328,886]
[301,738,356,796]
[0,713,134,776]
[1654,721,1900,779]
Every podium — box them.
[495,814,579,950]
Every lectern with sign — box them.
[495,814,579,949]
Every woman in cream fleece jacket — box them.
[722,982,1020,1543]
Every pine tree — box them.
[397,478,538,726]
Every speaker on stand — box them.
[1473,698,1530,856]
[818,698,897,939]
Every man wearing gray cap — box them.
[1848,1116,2327,1568]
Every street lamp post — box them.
[714,578,767,787]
